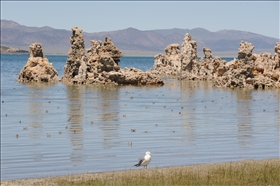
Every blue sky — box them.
[1,1,279,38]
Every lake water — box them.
[1,54,279,180]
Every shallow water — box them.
[1,54,279,180]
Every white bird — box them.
[134,151,152,168]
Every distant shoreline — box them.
[0,46,28,54]
[0,52,29,55]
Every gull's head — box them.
[146,151,151,156]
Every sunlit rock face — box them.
[18,43,59,83]
[237,41,254,60]
[214,42,280,89]
[181,33,198,73]
[62,27,163,86]
[153,34,280,89]
[62,27,86,84]
[273,42,280,69]
[153,44,181,76]
[98,36,123,65]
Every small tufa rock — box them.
[18,43,59,83]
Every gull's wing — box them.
[138,157,145,165]
[135,157,145,167]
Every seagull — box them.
[134,151,152,168]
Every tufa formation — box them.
[154,44,181,76]
[62,27,163,86]
[154,35,280,89]
[18,43,59,83]
[18,29,279,89]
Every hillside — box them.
[1,20,279,57]
[0,45,28,54]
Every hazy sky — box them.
[1,1,279,38]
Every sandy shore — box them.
[1,158,279,186]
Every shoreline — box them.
[1,158,279,185]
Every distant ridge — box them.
[0,45,28,54]
[1,19,279,57]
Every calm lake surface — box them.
[1,54,279,180]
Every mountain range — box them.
[1,19,279,57]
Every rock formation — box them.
[98,37,123,64]
[202,48,212,62]
[154,33,200,78]
[62,27,86,84]
[18,43,59,83]
[237,41,254,60]
[153,34,280,89]
[273,42,280,69]
[85,38,163,85]
[181,33,198,73]
[197,56,228,80]
[165,44,181,69]
[214,42,280,89]
[154,44,181,76]
[86,40,102,56]
[62,27,163,86]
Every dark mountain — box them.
[1,20,279,56]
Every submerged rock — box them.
[18,43,59,83]
[62,27,163,86]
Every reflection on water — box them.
[26,85,44,163]
[2,54,279,180]
[26,82,59,138]
[1,78,279,180]
[95,85,120,149]
[236,89,252,148]
[179,80,197,145]
[27,88,43,139]
[66,85,85,164]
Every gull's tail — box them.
[134,163,140,167]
